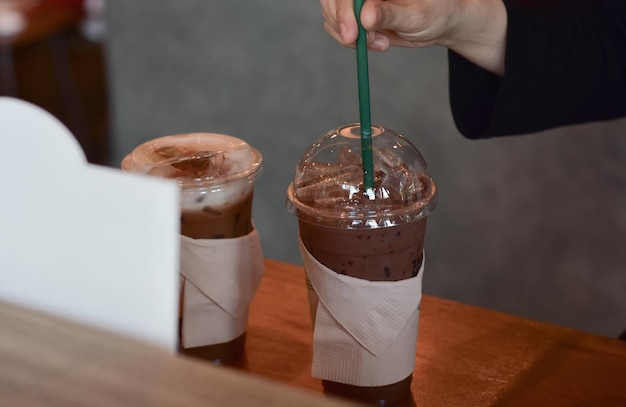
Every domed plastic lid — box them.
[286,123,437,228]
[121,133,262,189]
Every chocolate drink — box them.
[298,213,426,282]
[180,192,253,239]
[287,124,437,406]
[155,145,255,240]
[167,152,255,364]
[122,133,263,365]
[298,217,427,406]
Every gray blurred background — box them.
[105,0,626,338]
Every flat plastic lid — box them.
[286,124,437,228]
[121,133,262,188]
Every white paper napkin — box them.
[299,238,424,387]
[180,230,264,348]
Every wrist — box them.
[441,0,507,76]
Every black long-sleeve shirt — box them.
[448,0,626,139]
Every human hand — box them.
[321,0,459,51]
[319,0,507,76]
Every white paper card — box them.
[0,97,180,350]
[299,238,424,387]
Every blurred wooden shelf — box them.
[0,0,109,164]
[0,1,83,47]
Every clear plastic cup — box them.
[122,132,262,364]
[286,123,437,405]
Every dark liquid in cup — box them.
[299,217,426,406]
[180,192,253,239]
[122,136,262,366]
[299,218,426,281]
[178,191,254,364]
[288,124,435,406]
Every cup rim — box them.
[285,180,437,228]
[121,132,263,189]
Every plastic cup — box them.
[286,124,437,405]
[122,132,262,365]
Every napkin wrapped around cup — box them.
[299,238,424,387]
[179,229,264,348]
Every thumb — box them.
[361,1,415,33]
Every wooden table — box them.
[244,260,626,406]
[2,259,626,406]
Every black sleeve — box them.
[448,0,626,139]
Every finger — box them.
[361,0,417,34]
[381,30,433,48]
[323,21,345,45]
[320,0,338,27]
[368,32,390,52]
[359,0,381,31]
[321,0,359,45]
[335,0,359,44]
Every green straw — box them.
[354,0,375,193]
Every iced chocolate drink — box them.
[150,145,256,240]
[298,207,427,282]
[122,133,262,365]
[287,124,437,406]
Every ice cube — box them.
[371,146,427,204]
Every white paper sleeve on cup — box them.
[179,229,264,348]
[299,238,424,387]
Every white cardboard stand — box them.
[0,97,180,351]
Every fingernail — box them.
[371,36,386,51]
